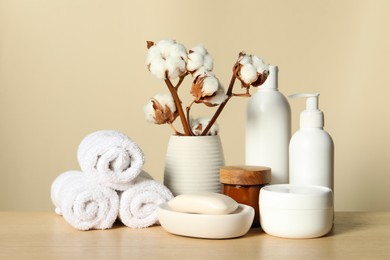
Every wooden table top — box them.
[0,212,389,259]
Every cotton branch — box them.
[200,73,237,136]
[164,77,192,136]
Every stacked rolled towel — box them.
[51,130,173,231]
[77,130,145,191]
[51,170,119,230]
[119,172,173,228]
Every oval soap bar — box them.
[168,192,239,215]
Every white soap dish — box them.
[157,203,254,239]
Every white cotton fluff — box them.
[202,54,213,71]
[192,66,209,77]
[205,86,227,106]
[202,75,220,96]
[166,57,186,79]
[240,63,258,84]
[144,93,176,123]
[148,39,189,80]
[146,45,162,65]
[252,56,269,73]
[156,39,175,58]
[149,57,167,79]
[143,102,156,123]
[168,43,187,60]
[190,44,207,56]
[187,52,204,72]
[191,117,219,136]
[239,55,252,65]
[187,44,213,74]
[154,93,176,112]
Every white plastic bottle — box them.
[289,93,334,190]
[245,65,291,184]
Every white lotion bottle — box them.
[289,93,334,190]
[245,65,291,184]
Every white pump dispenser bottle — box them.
[289,93,334,190]
[245,66,291,184]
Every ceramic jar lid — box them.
[220,166,271,185]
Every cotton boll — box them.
[143,101,157,123]
[191,72,220,101]
[190,44,207,56]
[252,56,269,73]
[240,63,258,84]
[192,66,209,77]
[190,118,204,135]
[169,43,188,60]
[239,55,252,65]
[166,57,186,79]
[191,117,219,136]
[203,54,214,71]
[149,57,167,79]
[187,52,204,72]
[156,39,175,58]
[204,86,227,106]
[146,45,162,65]
[144,93,177,125]
[189,117,199,133]
[188,44,213,73]
[202,75,220,96]
[206,123,219,136]
[153,93,176,112]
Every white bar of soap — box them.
[168,192,239,215]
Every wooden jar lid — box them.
[220,165,271,185]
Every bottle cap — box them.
[289,93,324,128]
[261,65,278,90]
[220,166,271,185]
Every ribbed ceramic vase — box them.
[164,135,225,196]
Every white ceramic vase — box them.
[164,135,225,196]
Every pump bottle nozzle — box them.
[289,93,324,128]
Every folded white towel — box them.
[51,171,119,231]
[77,130,145,191]
[118,172,173,228]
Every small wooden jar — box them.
[220,166,271,227]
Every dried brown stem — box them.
[175,74,187,89]
[168,123,183,136]
[200,73,237,136]
[186,100,196,135]
[164,78,192,136]
[233,92,251,97]
[146,41,154,49]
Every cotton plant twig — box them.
[145,39,269,136]
[200,73,237,136]
[175,74,187,90]
[186,100,196,136]
[164,77,192,136]
[168,123,183,136]
[166,74,190,135]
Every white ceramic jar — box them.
[164,135,225,195]
[259,184,334,239]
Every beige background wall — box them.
[1,0,389,211]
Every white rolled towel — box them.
[77,130,145,191]
[119,172,173,228]
[51,170,119,231]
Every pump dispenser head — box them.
[289,93,324,128]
